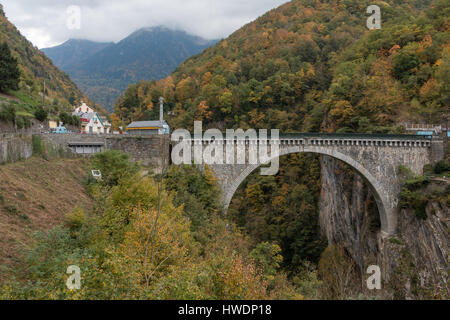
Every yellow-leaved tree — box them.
[105,175,194,297]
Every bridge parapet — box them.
[180,133,433,155]
[184,136,432,148]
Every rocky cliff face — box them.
[319,155,449,299]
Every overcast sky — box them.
[1,0,289,49]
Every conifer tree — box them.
[0,42,20,93]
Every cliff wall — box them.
[319,155,449,299]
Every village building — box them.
[125,97,169,135]
[74,102,94,114]
[126,120,170,135]
[404,123,443,136]
[72,102,111,134]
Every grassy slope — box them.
[0,157,94,274]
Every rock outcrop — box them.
[319,155,449,299]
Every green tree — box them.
[68,92,76,106]
[91,150,138,187]
[59,112,72,125]
[0,42,20,92]
[34,107,48,122]
[392,51,420,81]
[250,242,283,281]
[0,104,16,123]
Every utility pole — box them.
[444,113,449,156]
[159,97,164,124]
[159,96,164,135]
[42,80,46,108]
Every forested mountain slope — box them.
[113,0,448,133]
[0,5,87,114]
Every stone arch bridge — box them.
[178,133,443,236]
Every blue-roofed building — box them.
[417,131,435,136]
[405,124,442,136]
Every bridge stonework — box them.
[196,135,435,236]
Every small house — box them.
[72,102,111,134]
[79,112,110,134]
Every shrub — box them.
[71,115,81,127]
[15,116,23,129]
[31,135,44,156]
[399,189,428,220]
[59,112,71,125]
[398,165,414,180]
[404,175,430,191]
[22,116,30,128]
[34,107,48,122]
[389,237,402,245]
[165,165,222,235]
[317,245,359,300]
[423,164,434,176]
[91,150,138,187]
[434,160,449,175]
[293,261,322,299]
[250,242,283,281]
[4,205,18,214]
[0,104,16,123]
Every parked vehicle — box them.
[51,126,69,134]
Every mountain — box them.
[43,27,218,111]
[0,4,87,115]
[113,0,448,134]
[41,39,113,70]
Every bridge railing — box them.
[179,133,432,141]
[278,133,433,140]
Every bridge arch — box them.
[222,145,393,235]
